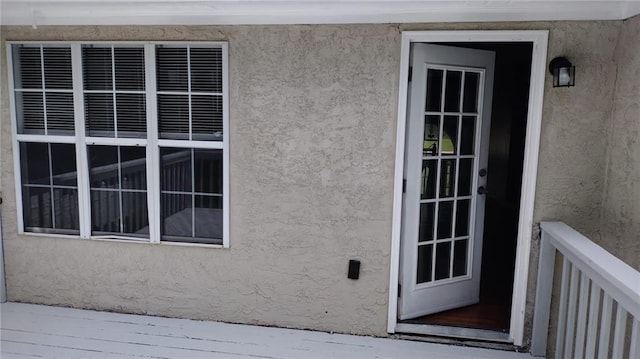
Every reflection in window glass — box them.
[88,145,148,237]
[20,142,79,233]
[160,148,223,244]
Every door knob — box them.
[477,186,488,195]
[479,168,487,177]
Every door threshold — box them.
[395,323,511,343]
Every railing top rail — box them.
[540,221,640,319]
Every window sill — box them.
[18,231,227,249]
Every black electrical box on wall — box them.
[348,260,360,279]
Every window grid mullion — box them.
[39,46,49,135]
[191,148,196,238]
[71,43,92,238]
[145,44,161,244]
[187,45,193,141]
[47,143,56,228]
[111,46,119,138]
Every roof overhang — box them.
[2,1,640,27]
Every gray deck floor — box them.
[1,302,532,358]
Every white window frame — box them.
[7,41,230,248]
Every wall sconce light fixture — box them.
[549,57,575,87]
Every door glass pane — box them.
[91,189,119,233]
[455,199,470,237]
[421,160,437,200]
[437,201,454,239]
[444,70,462,112]
[442,115,458,155]
[417,244,433,284]
[458,158,473,197]
[460,116,476,155]
[418,203,435,242]
[453,239,468,277]
[423,115,439,156]
[463,72,480,113]
[435,241,452,280]
[85,93,115,137]
[88,145,119,188]
[439,159,456,198]
[425,69,443,112]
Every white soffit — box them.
[1,1,640,26]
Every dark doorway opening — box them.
[404,42,533,332]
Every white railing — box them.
[531,222,640,358]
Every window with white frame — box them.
[9,42,229,246]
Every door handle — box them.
[477,186,488,195]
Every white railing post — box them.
[531,227,556,357]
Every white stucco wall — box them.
[0,20,636,345]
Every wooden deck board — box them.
[1,303,531,358]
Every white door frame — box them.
[387,30,549,346]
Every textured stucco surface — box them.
[0,20,636,345]
[600,14,640,270]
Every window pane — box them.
[122,192,149,234]
[89,146,119,189]
[458,158,473,197]
[463,72,480,113]
[161,148,192,192]
[16,92,45,134]
[455,199,470,237]
[437,201,454,239]
[425,69,443,112]
[85,93,115,137]
[23,186,52,228]
[417,244,433,284]
[453,239,468,277]
[444,70,462,112]
[418,202,435,242]
[45,92,75,135]
[421,160,437,200]
[460,116,476,155]
[53,188,80,230]
[158,94,189,139]
[442,115,458,155]
[194,195,222,241]
[194,149,222,194]
[190,47,223,93]
[423,115,439,157]
[435,241,452,280]
[156,47,188,92]
[20,142,50,185]
[191,95,223,141]
[20,142,79,234]
[50,143,77,186]
[82,46,113,90]
[91,189,119,233]
[162,193,192,238]
[439,159,456,198]
[116,93,146,137]
[43,47,72,89]
[114,47,145,91]
[14,46,42,89]
[160,147,223,244]
[120,147,147,190]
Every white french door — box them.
[399,43,495,320]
